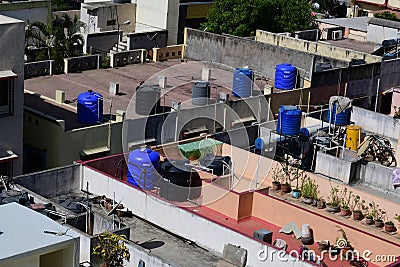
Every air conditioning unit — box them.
[332,30,343,40]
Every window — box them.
[0,78,14,117]
[107,19,116,26]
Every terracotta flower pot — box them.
[352,211,364,221]
[317,200,326,209]
[384,223,397,233]
[365,217,374,225]
[340,207,352,217]
[326,205,340,213]
[281,183,292,193]
[375,220,384,228]
[272,181,281,191]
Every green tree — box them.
[201,0,313,36]
[374,11,400,22]
[92,232,130,267]
[25,14,85,72]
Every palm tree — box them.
[25,21,55,60]
[25,14,86,71]
[53,14,86,58]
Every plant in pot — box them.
[336,226,354,260]
[300,176,317,204]
[339,188,353,217]
[312,189,320,206]
[384,220,397,233]
[351,195,366,221]
[365,201,377,225]
[373,205,386,228]
[291,163,302,198]
[394,214,400,225]
[326,185,340,213]
[317,196,326,209]
[279,160,292,193]
[271,165,283,191]
[92,231,131,267]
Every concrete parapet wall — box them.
[64,54,101,73]
[13,164,80,197]
[82,166,314,267]
[352,106,400,140]
[24,60,54,79]
[314,151,357,184]
[255,30,381,64]
[152,45,184,62]
[184,28,315,80]
[362,162,400,194]
[110,49,145,68]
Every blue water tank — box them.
[274,64,297,90]
[77,90,103,124]
[127,148,160,190]
[327,103,351,126]
[277,106,302,135]
[232,68,253,98]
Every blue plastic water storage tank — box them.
[127,148,161,190]
[276,106,302,135]
[232,68,253,98]
[327,103,351,126]
[77,90,103,124]
[274,64,297,90]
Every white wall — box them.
[2,255,39,267]
[82,166,314,267]
[0,16,25,175]
[81,4,135,34]
[366,24,399,44]
[135,0,179,44]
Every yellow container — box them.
[346,126,361,151]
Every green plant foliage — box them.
[300,176,318,199]
[201,0,313,36]
[25,14,86,72]
[327,185,340,207]
[92,231,130,267]
[374,11,400,22]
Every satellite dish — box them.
[107,198,124,216]
[255,137,265,150]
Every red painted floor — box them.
[184,205,379,267]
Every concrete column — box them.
[97,55,100,69]
[64,58,69,74]
[140,49,145,64]
[110,53,115,68]
[49,60,53,76]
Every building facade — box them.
[0,15,25,176]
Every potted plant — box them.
[384,221,397,233]
[291,163,302,198]
[317,197,326,209]
[312,189,320,206]
[326,185,340,213]
[373,205,386,228]
[301,176,317,204]
[365,202,376,225]
[336,227,354,260]
[339,188,353,217]
[351,195,366,221]
[279,161,292,193]
[92,231,131,267]
[271,165,282,191]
